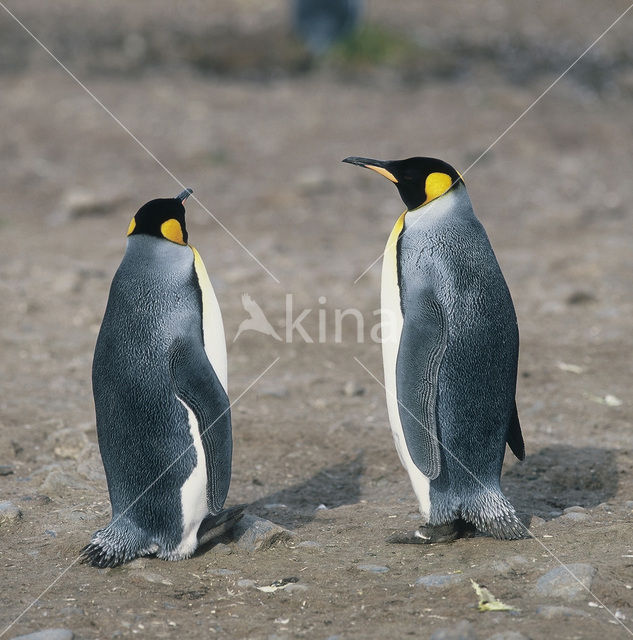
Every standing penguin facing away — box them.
[343,157,525,542]
[83,189,243,568]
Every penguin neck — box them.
[125,234,192,262]
[123,235,193,278]
[403,185,471,230]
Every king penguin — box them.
[343,156,526,542]
[82,188,243,568]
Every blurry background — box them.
[1,1,632,638]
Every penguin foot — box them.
[462,491,528,540]
[387,518,476,545]
[81,524,157,568]
[197,504,246,548]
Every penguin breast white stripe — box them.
[381,212,431,521]
[174,397,208,558]
[191,247,228,393]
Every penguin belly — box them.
[171,247,230,558]
[381,212,431,520]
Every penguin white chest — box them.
[381,212,431,520]
[174,399,209,557]
[192,246,228,393]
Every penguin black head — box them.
[342,156,463,211]
[127,188,194,245]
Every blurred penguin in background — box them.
[292,0,363,55]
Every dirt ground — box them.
[1,1,632,639]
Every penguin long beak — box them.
[176,188,194,203]
[342,157,399,183]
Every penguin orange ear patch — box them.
[423,172,453,205]
[160,219,186,245]
[126,217,136,236]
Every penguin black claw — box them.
[387,520,476,545]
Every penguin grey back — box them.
[84,192,235,567]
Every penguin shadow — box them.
[502,445,619,521]
[247,451,365,529]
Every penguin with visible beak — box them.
[344,156,525,542]
[83,188,242,567]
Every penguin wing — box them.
[395,287,447,480]
[169,336,232,513]
[507,401,525,460]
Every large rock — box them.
[231,515,294,552]
[535,563,596,601]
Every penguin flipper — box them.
[507,401,525,460]
[169,336,232,514]
[396,287,447,480]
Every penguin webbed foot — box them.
[387,518,476,545]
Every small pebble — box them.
[535,605,590,619]
[624,501,633,510]
[0,501,22,524]
[561,512,589,523]
[125,558,148,569]
[59,607,84,617]
[563,506,586,514]
[285,583,309,593]
[205,568,235,576]
[488,632,530,640]
[430,620,476,640]
[535,564,596,601]
[357,564,389,573]
[10,630,74,640]
[415,573,464,588]
[297,540,321,549]
[529,516,546,528]
[237,579,256,588]
[132,571,173,586]
[0,464,14,476]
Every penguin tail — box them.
[462,491,527,540]
[197,504,246,547]
[81,519,156,568]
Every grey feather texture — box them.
[396,183,524,539]
[84,234,234,567]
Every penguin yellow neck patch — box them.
[126,217,136,236]
[423,172,453,205]
[160,218,186,245]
